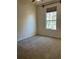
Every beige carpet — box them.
[17,36,61,59]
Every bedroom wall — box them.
[17,0,36,41]
[37,3,61,38]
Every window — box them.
[46,7,57,30]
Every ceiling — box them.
[42,0,60,3]
[31,0,60,5]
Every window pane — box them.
[46,12,53,20]
[52,16,56,20]
[53,12,56,15]
[46,20,56,30]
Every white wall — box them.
[37,3,61,38]
[17,0,36,41]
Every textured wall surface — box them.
[17,0,36,41]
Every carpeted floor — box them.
[17,35,61,59]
